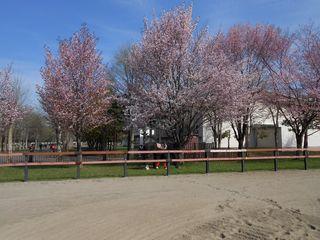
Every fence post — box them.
[123,155,128,177]
[241,150,246,172]
[273,149,278,171]
[205,149,210,174]
[76,151,82,179]
[24,154,29,182]
[166,151,170,176]
[304,149,308,170]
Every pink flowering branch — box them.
[38,25,113,151]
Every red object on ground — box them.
[155,162,167,169]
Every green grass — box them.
[0,158,320,182]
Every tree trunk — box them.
[274,127,279,148]
[126,127,135,151]
[0,134,3,152]
[245,124,250,149]
[231,119,248,150]
[217,122,222,148]
[211,126,218,149]
[303,130,308,149]
[25,134,28,149]
[239,122,246,150]
[272,108,280,148]
[63,131,72,151]
[238,137,244,149]
[126,128,132,161]
[296,133,303,149]
[127,129,131,151]
[76,136,81,152]
[56,126,62,152]
[7,124,13,153]
[2,134,6,151]
[130,127,135,150]
[210,117,222,149]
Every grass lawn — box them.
[0,158,319,182]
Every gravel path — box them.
[0,170,319,240]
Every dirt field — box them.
[0,170,320,240]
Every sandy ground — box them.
[0,170,320,240]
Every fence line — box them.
[0,148,319,181]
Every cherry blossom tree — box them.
[38,49,64,151]
[257,29,293,148]
[299,25,320,147]
[220,24,290,148]
[264,25,320,148]
[125,5,216,149]
[0,66,26,152]
[201,34,244,148]
[38,25,113,151]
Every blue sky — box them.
[0,0,319,106]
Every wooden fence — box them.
[0,148,319,181]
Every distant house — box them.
[200,117,319,148]
[134,113,320,149]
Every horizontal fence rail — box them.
[1,148,320,181]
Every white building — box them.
[201,117,320,148]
